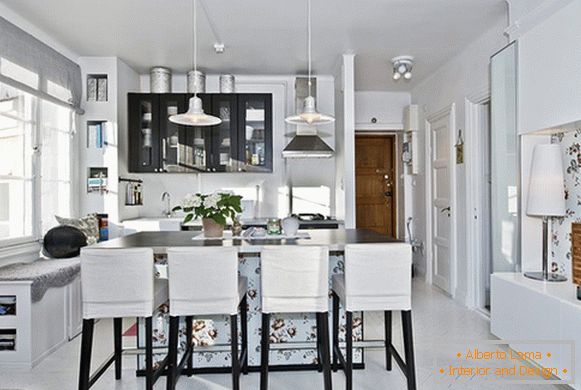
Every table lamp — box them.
[525,144,567,282]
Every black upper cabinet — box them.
[128,93,272,173]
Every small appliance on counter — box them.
[291,213,340,229]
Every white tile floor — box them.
[0,280,568,389]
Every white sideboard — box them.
[491,272,580,388]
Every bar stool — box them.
[260,246,332,390]
[165,247,248,390]
[331,243,416,390]
[79,247,164,390]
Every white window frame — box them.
[0,81,75,253]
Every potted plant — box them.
[173,192,243,238]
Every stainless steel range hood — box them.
[282,134,334,158]
[283,77,334,159]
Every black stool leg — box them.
[402,311,417,390]
[316,314,323,372]
[332,292,339,372]
[186,316,193,375]
[145,316,154,390]
[231,314,240,390]
[384,311,392,371]
[166,316,179,390]
[318,313,333,390]
[78,319,94,390]
[260,313,270,390]
[345,311,353,390]
[240,295,249,375]
[114,318,123,380]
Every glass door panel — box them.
[130,94,161,172]
[212,95,237,172]
[178,94,212,172]
[238,94,272,172]
[159,94,187,172]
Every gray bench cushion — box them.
[0,258,80,302]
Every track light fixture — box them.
[391,56,414,81]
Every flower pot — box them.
[202,218,225,238]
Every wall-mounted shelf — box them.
[86,120,108,148]
[86,74,108,102]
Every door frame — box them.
[354,132,402,239]
[465,89,491,312]
[425,103,457,297]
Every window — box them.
[0,81,74,246]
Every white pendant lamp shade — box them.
[169,0,221,127]
[285,96,335,125]
[527,144,566,217]
[169,96,221,126]
[285,0,334,126]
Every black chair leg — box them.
[318,313,333,390]
[260,313,270,390]
[186,316,193,375]
[240,295,249,375]
[78,319,94,390]
[316,314,323,372]
[345,311,353,390]
[332,292,339,372]
[402,311,417,390]
[231,314,240,390]
[114,318,123,380]
[145,317,154,390]
[166,316,180,390]
[384,311,392,371]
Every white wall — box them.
[334,55,356,227]
[410,17,508,304]
[515,1,581,273]
[355,91,410,129]
[518,0,581,134]
[133,74,335,219]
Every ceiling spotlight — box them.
[214,43,225,54]
[391,55,414,81]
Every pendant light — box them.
[169,0,221,126]
[285,0,335,126]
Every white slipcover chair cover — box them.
[332,243,412,312]
[167,247,246,316]
[81,247,155,319]
[261,246,329,314]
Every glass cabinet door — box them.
[211,95,238,172]
[178,94,213,172]
[237,94,272,172]
[159,94,187,172]
[128,94,160,172]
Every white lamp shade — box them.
[169,96,222,126]
[285,96,335,125]
[527,144,566,217]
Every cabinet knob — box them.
[212,168,216,172]
[238,168,242,172]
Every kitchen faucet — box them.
[161,192,173,218]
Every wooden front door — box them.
[355,135,396,237]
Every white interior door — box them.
[429,107,454,294]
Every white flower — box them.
[182,193,202,209]
[203,193,221,209]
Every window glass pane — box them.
[47,80,72,103]
[0,179,33,240]
[0,58,39,90]
[40,100,72,233]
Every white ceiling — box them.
[0,0,507,91]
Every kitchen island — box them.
[94,229,400,373]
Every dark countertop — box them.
[94,229,401,253]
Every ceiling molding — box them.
[504,0,575,40]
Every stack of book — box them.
[87,122,106,148]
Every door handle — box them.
[384,191,392,198]
[441,206,451,217]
